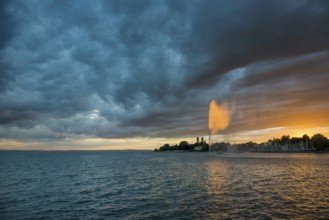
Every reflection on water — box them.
[1,152,329,219]
[281,158,328,214]
[206,159,229,219]
[205,153,329,219]
[207,159,229,195]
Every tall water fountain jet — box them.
[208,100,231,151]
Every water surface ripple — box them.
[1,151,329,219]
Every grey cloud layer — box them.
[1,0,329,141]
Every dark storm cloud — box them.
[212,51,329,136]
[187,0,329,87]
[1,0,329,142]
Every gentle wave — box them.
[1,151,329,219]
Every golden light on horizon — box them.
[208,100,231,135]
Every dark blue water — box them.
[1,151,329,219]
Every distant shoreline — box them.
[1,149,328,154]
[250,150,329,153]
[154,149,329,153]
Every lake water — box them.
[1,151,329,219]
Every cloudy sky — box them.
[1,0,329,150]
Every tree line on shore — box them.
[263,133,329,152]
[155,133,329,152]
[155,141,209,152]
